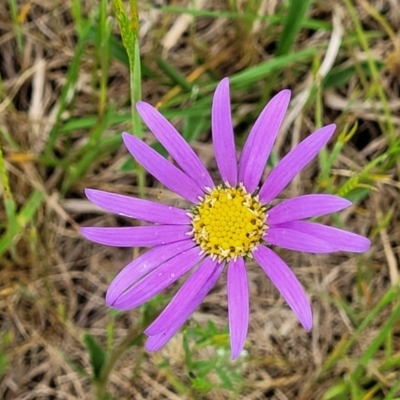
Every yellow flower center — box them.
[190,185,267,262]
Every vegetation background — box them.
[0,0,399,399]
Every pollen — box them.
[190,184,268,262]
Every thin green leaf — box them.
[320,284,400,375]
[156,57,193,91]
[0,189,44,258]
[45,21,93,155]
[83,333,107,381]
[276,0,313,55]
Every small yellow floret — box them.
[190,184,267,262]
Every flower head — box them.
[81,78,370,359]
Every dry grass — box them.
[0,1,399,399]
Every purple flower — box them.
[81,78,370,359]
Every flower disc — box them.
[191,185,267,261]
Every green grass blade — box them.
[343,0,396,145]
[111,0,144,195]
[319,284,400,375]
[8,0,24,51]
[143,4,330,31]
[97,0,112,118]
[44,22,93,155]
[0,140,17,229]
[276,0,313,56]
[385,378,400,400]
[225,47,317,88]
[132,39,142,137]
[353,301,400,374]
[156,57,193,91]
[0,189,44,258]
[83,333,107,381]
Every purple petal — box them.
[267,194,351,225]
[136,102,214,189]
[265,227,339,253]
[110,246,204,310]
[144,257,219,335]
[85,188,190,225]
[275,221,371,253]
[238,90,291,193]
[253,245,312,330]
[259,124,336,204]
[145,261,224,352]
[106,240,196,306]
[81,224,192,247]
[227,257,249,360]
[212,78,237,186]
[122,133,203,203]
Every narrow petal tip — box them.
[122,131,132,142]
[318,123,337,140]
[356,236,371,253]
[302,309,313,331]
[84,188,107,205]
[238,88,291,192]
[343,198,353,208]
[121,132,135,148]
[267,194,353,225]
[105,292,115,308]
[212,76,237,186]
[84,187,96,200]
[80,226,111,245]
[277,88,292,100]
[80,226,92,239]
[231,349,242,361]
[219,76,229,85]
[135,101,147,111]
[105,288,123,309]
[227,258,249,361]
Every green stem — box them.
[111,0,144,197]
[95,327,141,399]
[130,38,145,198]
[8,0,24,51]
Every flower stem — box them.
[95,326,141,399]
